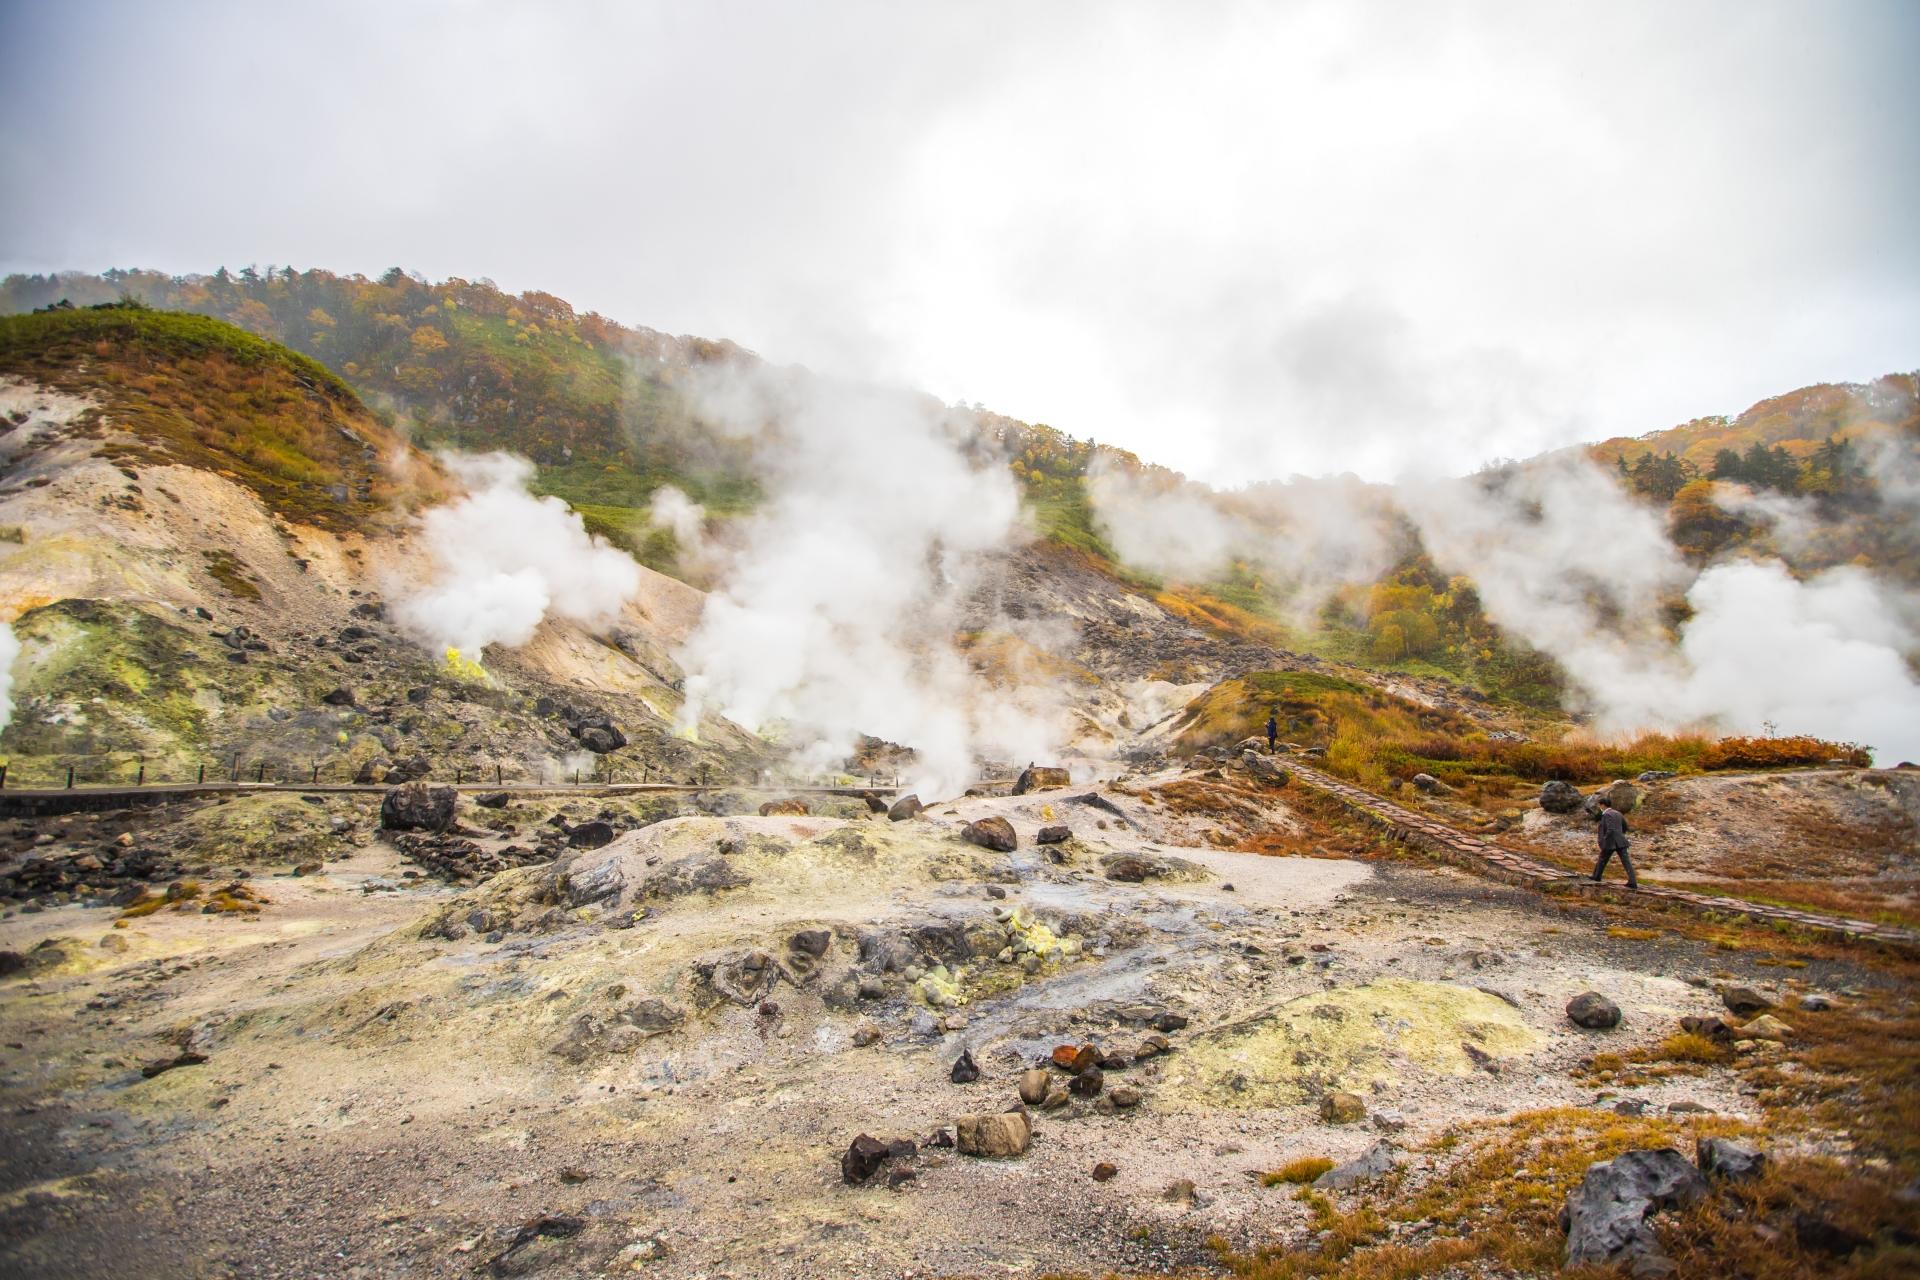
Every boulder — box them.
[380,783,457,833]
[789,929,831,958]
[1697,1137,1766,1182]
[1740,1014,1795,1041]
[321,687,357,707]
[1017,1069,1051,1105]
[1635,770,1675,784]
[955,1111,1030,1158]
[1314,1141,1396,1189]
[887,795,923,822]
[961,817,1017,852]
[384,753,431,784]
[1036,825,1071,845]
[1561,1148,1707,1276]
[1319,1091,1367,1125]
[1603,779,1642,813]
[1241,751,1291,788]
[473,792,512,809]
[1410,773,1441,792]
[841,1134,890,1184]
[1567,992,1623,1030]
[571,718,628,754]
[1012,765,1072,795]
[1539,780,1584,814]
[567,821,616,850]
[758,798,809,817]
[1719,986,1770,1017]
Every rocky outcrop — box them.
[380,782,456,832]
[1314,1140,1395,1188]
[1241,750,1291,787]
[1560,1148,1707,1276]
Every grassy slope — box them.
[0,304,429,530]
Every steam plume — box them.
[0,621,18,734]
[392,453,643,664]
[674,368,1062,798]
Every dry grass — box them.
[1262,1157,1335,1187]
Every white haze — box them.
[1090,448,1920,762]
[392,453,643,661]
[673,368,1063,799]
[0,620,18,734]
[645,484,720,578]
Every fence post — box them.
[198,763,206,784]
[0,763,8,789]
[455,766,463,784]
[137,764,145,786]
[311,764,319,783]
[496,764,502,785]
[66,765,75,789]
[255,761,265,783]
[230,754,240,782]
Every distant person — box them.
[1590,795,1638,890]
[1265,710,1279,752]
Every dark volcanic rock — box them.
[842,1134,890,1184]
[474,792,512,809]
[1561,1148,1707,1276]
[321,687,357,707]
[1567,992,1622,1029]
[1697,1137,1766,1182]
[950,1049,980,1083]
[566,821,616,850]
[1539,779,1584,814]
[1719,986,1770,1017]
[961,817,1017,852]
[381,783,457,833]
[789,929,832,958]
[1036,825,1071,844]
[887,795,923,822]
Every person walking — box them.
[1265,710,1279,752]
[1590,795,1639,889]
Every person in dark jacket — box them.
[1590,796,1638,889]
[1265,710,1279,751]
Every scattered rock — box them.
[1314,1141,1396,1188]
[1798,992,1834,1012]
[1036,825,1071,845]
[1410,773,1440,792]
[1018,1069,1051,1105]
[1319,1091,1366,1125]
[887,795,923,822]
[1635,770,1675,784]
[380,783,457,833]
[961,817,1017,852]
[1697,1137,1767,1182]
[473,792,512,809]
[1539,779,1584,814]
[1092,1161,1118,1182]
[140,1051,208,1079]
[1793,1210,1870,1257]
[320,687,357,707]
[1012,765,1071,795]
[1740,1014,1795,1041]
[1069,1067,1104,1097]
[1680,1015,1735,1043]
[1134,1033,1171,1060]
[1151,1012,1188,1033]
[1719,986,1770,1017]
[1109,1085,1142,1108]
[951,1049,980,1084]
[955,1111,1030,1158]
[1371,1109,1407,1133]
[1052,1044,1099,1072]
[1561,1148,1706,1277]
[841,1134,890,1184]
[789,928,831,958]
[1567,992,1622,1029]
[851,1023,881,1047]
[1666,1099,1714,1114]
[1162,1179,1198,1207]
[1240,751,1291,787]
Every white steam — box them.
[645,484,720,577]
[674,369,1063,799]
[0,620,18,734]
[393,453,644,661]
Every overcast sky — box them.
[2,1,1915,483]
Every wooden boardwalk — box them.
[1285,760,1920,953]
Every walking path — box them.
[1285,760,1920,952]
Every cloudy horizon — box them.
[2,0,1915,484]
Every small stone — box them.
[1679,1015,1735,1042]
[1314,1141,1396,1188]
[1134,1033,1171,1059]
[790,929,831,957]
[841,1134,890,1184]
[857,977,885,999]
[1109,1085,1142,1108]
[1567,992,1622,1029]
[1036,825,1071,844]
[1092,1161,1118,1182]
[1162,1179,1198,1207]
[1151,1011,1189,1033]
[1798,993,1834,1012]
[1018,1069,1050,1105]
[1719,985,1769,1017]
[1319,1091,1366,1125]
[1740,1014,1795,1041]
[961,817,1018,852]
[1069,1067,1104,1097]
[951,1049,980,1084]
[851,1023,881,1047]
[292,861,323,877]
[557,1166,592,1184]
[1052,1043,1099,1073]
[1667,1099,1714,1114]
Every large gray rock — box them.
[380,782,457,832]
[1410,772,1441,792]
[1540,780,1584,814]
[1561,1148,1707,1276]
[887,794,923,822]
